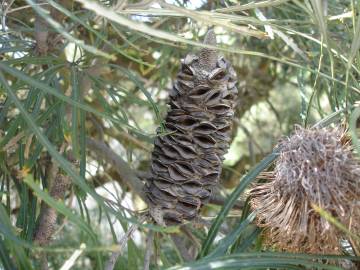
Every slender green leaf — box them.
[207,212,256,258]
[0,63,146,136]
[233,226,262,253]
[347,12,360,70]
[71,66,80,157]
[0,204,33,270]
[199,150,279,258]
[170,253,349,270]
[46,0,153,67]
[0,70,178,233]
[350,106,360,155]
[0,238,16,270]
[24,175,96,239]
[312,203,360,242]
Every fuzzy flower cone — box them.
[250,126,360,253]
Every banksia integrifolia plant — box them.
[144,30,238,225]
[250,126,360,253]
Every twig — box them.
[101,127,151,152]
[126,0,155,9]
[86,137,146,201]
[39,256,49,270]
[105,214,148,270]
[193,216,229,235]
[93,0,155,24]
[180,225,201,249]
[209,193,244,209]
[2,131,25,151]
[170,234,193,262]
[7,3,48,14]
[143,230,154,270]
[1,0,14,33]
[24,134,34,159]
[94,0,127,24]
[79,42,112,96]
[89,116,104,141]
[34,0,50,55]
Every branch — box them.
[209,193,244,209]
[34,0,49,55]
[86,138,146,201]
[143,230,154,270]
[171,234,194,261]
[105,214,148,270]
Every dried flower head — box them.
[250,126,360,253]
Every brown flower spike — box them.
[144,30,238,225]
[250,126,360,253]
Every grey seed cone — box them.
[250,126,360,254]
[145,30,238,225]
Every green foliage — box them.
[0,0,359,269]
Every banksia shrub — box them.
[144,30,238,225]
[250,126,360,253]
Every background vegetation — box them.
[0,0,359,269]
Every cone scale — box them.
[145,30,238,225]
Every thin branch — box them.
[209,193,244,209]
[105,214,148,270]
[1,0,15,32]
[180,225,201,250]
[143,230,154,270]
[170,234,193,262]
[7,3,48,14]
[34,0,50,55]
[86,137,146,201]
[2,131,25,151]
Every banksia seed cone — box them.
[145,30,238,225]
[250,126,360,253]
